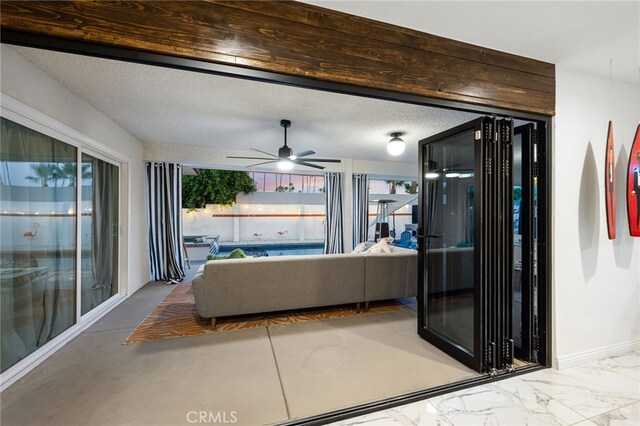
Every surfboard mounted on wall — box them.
[605,121,616,240]
[628,124,640,237]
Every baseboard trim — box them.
[556,340,640,370]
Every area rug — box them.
[123,282,403,345]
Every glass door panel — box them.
[513,124,538,362]
[0,117,77,373]
[418,117,486,371]
[80,153,119,315]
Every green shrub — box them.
[183,169,256,210]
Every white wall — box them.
[553,66,640,368]
[1,46,150,294]
[182,192,326,243]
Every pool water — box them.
[218,243,323,257]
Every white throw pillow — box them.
[352,242,370,254]
[368,239,392,253]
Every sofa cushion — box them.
[352,242,372,254]
[207,248,247,261]
[228,248,247,259]
[368,239,392,253]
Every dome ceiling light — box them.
[387,132,406,156]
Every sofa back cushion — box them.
[199,254,366,317]
[364,247,417,301]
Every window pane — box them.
[81,153,118,315]
[423,129,476,354]
[0,117,77,373]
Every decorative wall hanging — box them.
[627,124,640,237]
[605,121,616,240]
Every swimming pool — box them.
[218,242,323,257]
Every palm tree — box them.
[403,181,418,194]
[25,163,56,187]
[386,180,406,194]
[55,163,91,187]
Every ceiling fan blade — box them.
[227,156,273,160]
[301,158,342,163]
[247,160,278,167]
[250,148,278,158]
[295,161,325,170]
[292,150,315,159]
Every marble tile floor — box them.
[332,351,640,426]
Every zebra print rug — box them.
[123,282,402,345]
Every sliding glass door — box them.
[1,117,78,372]
[81,153,119,315]
[0,117,120,374]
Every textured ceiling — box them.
[11,46,478,163]
[308,0,640,84]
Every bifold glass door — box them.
[512,124,539,363]
[418,117,517,373]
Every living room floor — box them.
[1,282,479,426]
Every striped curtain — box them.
[352,174,370,248]
[323,172,344,254]
[145,162,185,282]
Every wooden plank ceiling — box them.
[0,1,555,115]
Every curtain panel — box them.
[323,172,344,254]
[352,174,370,248]
[89,158,118,309]
[145,162,185,282]
[0,117,77,372]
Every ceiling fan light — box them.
[278,160,294,170]
[289,155,298,160]
[387,133,406,156]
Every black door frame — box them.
[417,117,488,372]
[0,30,553,425]
[514,123,537,362]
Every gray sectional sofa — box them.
[191,246,417,329]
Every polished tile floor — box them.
[333,351,640,426]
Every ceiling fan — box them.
[227,119,341,170]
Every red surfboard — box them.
[628,124,640,237]
[605,121,616,240]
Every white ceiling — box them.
[307,0,640,83]
[11,46,479,163]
